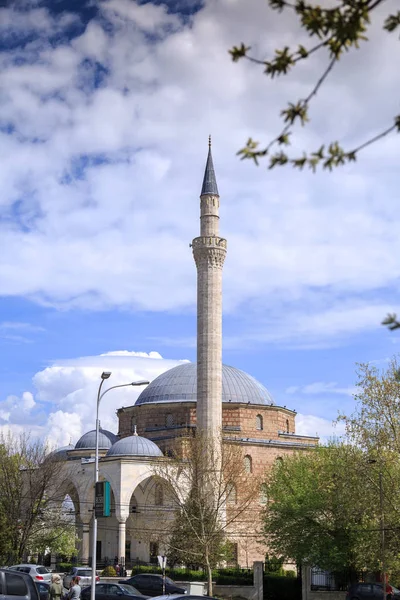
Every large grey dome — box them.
[75,429,117,450]
[136,363,274,406]
[106,435,163,458]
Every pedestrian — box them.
[49,574,63,600]
[68,577,81,600]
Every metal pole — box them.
[90,377,106,600]
[90,378,149,600]
[380,472,385,600]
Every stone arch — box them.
[227,482,237,504]
[125,473,176,565]
[244,454,252,474]
[256,414,263,431]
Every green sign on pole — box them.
[95,481,111,517]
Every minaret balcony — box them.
[191,236,227,251]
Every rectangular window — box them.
[5,573,28,596]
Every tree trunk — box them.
[205,550,213,597]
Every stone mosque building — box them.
[53,141,318,568]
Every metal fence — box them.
[311,568,365,591]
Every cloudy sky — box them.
[0,0,398,446]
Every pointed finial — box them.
[133,425,138,436]
[201,136,219,196]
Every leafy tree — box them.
[338,356,400,456]
[263,442,400,574]
[153,433,259,595]
[0,433,74,564]
[230,0,400,171]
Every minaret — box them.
[192,137,227,436]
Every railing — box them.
[310,568,365,591]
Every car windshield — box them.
[77,570,92,577]
[37,568,50,574]
[120,585,141,595]
[164,577,174,585]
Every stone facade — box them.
[117,401,317,566]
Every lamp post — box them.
[367,460,385,600]
[91,373,149,600]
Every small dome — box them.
[45,445,74,462]
[53,445,74,460]
[136,363,274,406]
[106,435,163,458]
[75,429,117,450]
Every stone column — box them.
[118,519,126,565]
[81,520,91,566]
[253,561,264,600]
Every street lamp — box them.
[367,459,385,600]
[91,373,149,600]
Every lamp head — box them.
[101,371,112,380]
[131,380,150,386]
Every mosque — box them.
[53,141,318,568]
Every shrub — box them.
[102,566,117,577]
[263,573,301,600]
[56,563,74,572]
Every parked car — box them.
[153,596,216,600]
[63,568,97,590]
[347,583,400,600]
[35,581,50,600]
[8,565,52,584]
[120,575,186,597]
[0,568,40,600]
[81,583,147,600]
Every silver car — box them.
[63,567,98,590]
[8,564,52,583]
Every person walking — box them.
[68,577,81,600]
[49,574,63,600]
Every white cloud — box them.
[0,0,398,348]
[286,382,357,397]
[0,351,189,447]
[296,413,346,443]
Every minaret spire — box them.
[200,136,219,197]
[192,138,227,437]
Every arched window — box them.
[131,417,136,432]
[165,413,174,428]
[154,483,163,506]
[244,455,252,474]
[256,414,263,431]
[260,483,268,505]
[286,419,290,433]
[227,482,237,504]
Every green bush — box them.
[56,563,74,572]
[263,573,301,600]
[102,566,117,577]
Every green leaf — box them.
[297,44,309,58]
[277,132,291,145]
[384,12,400,33]
[229,44,251,62]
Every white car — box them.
[8,564,52,583]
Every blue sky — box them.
[0,0,399,445]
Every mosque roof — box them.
[136,362,274,406]
[106,435,163,458]
[200,139,219,196]
[45,445,74,462]
[75,429,117,450]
